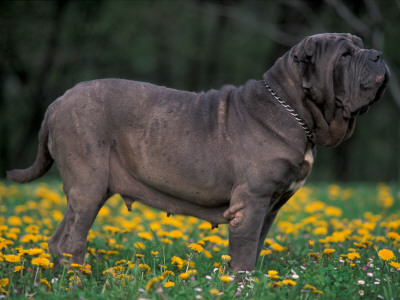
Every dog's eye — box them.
[340,52,351,59]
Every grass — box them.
[0,180,399,299]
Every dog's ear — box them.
[293,36,316,65]
[293,34,355,147]
[293,36,325,105]
[350,34,364,48]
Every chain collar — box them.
[263,80,313,141]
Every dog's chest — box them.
[287,146,315,194]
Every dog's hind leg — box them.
[48,180,108,267]
[48,137,110,267]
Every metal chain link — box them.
[263,80,313,141]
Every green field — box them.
[0,181,399,299]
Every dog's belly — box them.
[109,144,232,208]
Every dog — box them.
[7,33,389,272]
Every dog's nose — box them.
[369,50,383,62]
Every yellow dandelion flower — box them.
[378,249,396,261]
[269,281,283,287]
[210,288,220,296]
[323,249,335,255]
[71,263,83,270]
[164,281,175,288]
[151,251,159,256]
[40,242,49,250]
[4,254,21,263]
[138,232,153,240]
[387,232,400,241]
[188,243,203,253]
[389,261,400,269]
[376,236,387,243]
[188,269,197,276]
[324,206,342,217]
[308,252,320,259]
[180,272,190,280]
[20,234,41,243]
[282,279,297,286]
[204,250,212,258]
[347,252,361,260]
[220,275,232,283]
[162,270,174,277]
[304,284,316,290]
[146,277,159,291]
[31,257,51,269]
[260,249,272,256]
[169,230,183,239]
[14,266,24,272]
[134,242,145,250]
[7,216,22,227]
[304,201,325,213]
[82,264,92,274]
[221,255,231,262]
[171,256,184,267]
[5,232,18,241]
[268,270,279,279]
[198,222,212,230]
[270,243,286,252]
[313,226,328,235]
[63,253,72,258]
[98,206,110,217]
[377,186,394,208]
[139,263,151,274]
[0,278,9,288]
[24,248,44,256]
[40,279,51,292]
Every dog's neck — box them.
[263,52,355,147]
[263,53,316,143]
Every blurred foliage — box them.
[0,0,399,182]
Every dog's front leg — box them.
[224,187,271,272]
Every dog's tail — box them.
[7,110,54,183]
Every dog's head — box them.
[292,33,390,146]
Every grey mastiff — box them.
[7,33,389,272]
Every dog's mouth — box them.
[351,71,389,116]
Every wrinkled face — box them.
[294,33,390,119]
[332,35,390,116]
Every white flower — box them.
[292,274,299,279]
[194,288,202,292]
[367,272,373,277]
[358,280,365,285]
[359,290,364,296]
[51,277,59,284]
[205,275,212,280]
[374,281,380,285]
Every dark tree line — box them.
[1,0,399,182]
